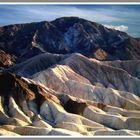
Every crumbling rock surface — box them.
[0,17,140,136]
[1,60,140,136]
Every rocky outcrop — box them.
[0,49,15,72]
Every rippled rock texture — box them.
[0,17,140,136]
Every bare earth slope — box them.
[0,17,140,136]
[1,72,140,136]
[1,53,139,136]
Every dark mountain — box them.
[0,17,140,62]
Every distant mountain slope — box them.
[0,17,140,61]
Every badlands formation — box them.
[0,17,140,136]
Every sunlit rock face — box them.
[0,17,140,136]
[0,71,140,136]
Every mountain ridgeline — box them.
[0,17,140,63]
[0,17,140,136]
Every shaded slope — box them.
[101,60,140,80]
[8,53,68,77]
